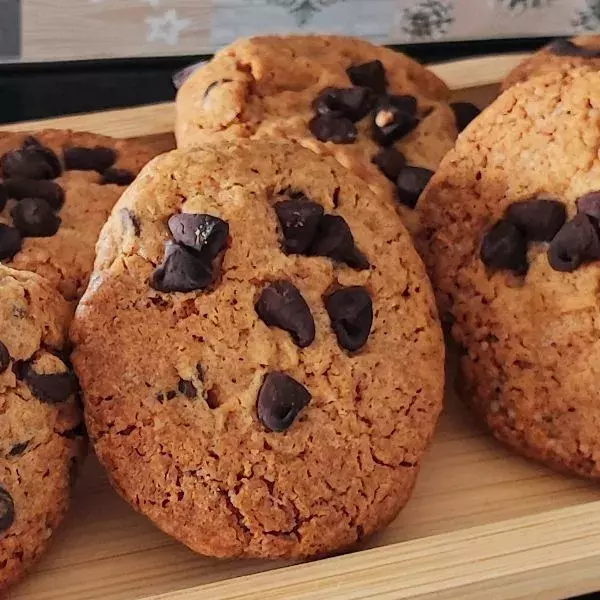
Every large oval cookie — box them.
[71,140,444,559]
[0,266,84,591]
[419,68,600,478]
[175,35,462,232]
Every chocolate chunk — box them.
[8,441,29,457]
[577,191,600,219]
[548,214,600,272]
[372,96,419,146]
[0,183,6,212]
[21,362,77,404]
[257,372,311,432]
[396,166,434,209]
[346,60,387,94]
[325,287,373,352]
[256,281,315,348]
[168,213,229,258]
[309,215,369,270]
[505,199,566,241]
[274,196,324,254]
[382,94,418,116]
[11,198,61,237]
[0,224,22,260]
[64,146,116,172]
[101,168,135,186]
[0,487,15,532]
[4,178,65,210]
[178,379,197,398]
[548,39,600,58]
[313,87,373,122]
[0,341,9,374]
[151,241,214,293]
[1,141,61,180]
[451,102,481,132]
[308,114,357,144]
[372,147,406,181]
[480,219,528,274]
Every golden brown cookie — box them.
[175,35,463,233]
[502,36,600,90]
[0,266,85,591]
[0,130,157,300]
[419,68,600,479]
[71,140,444,559]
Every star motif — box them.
[145,9,190,46]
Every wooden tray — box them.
[3,53,600,600]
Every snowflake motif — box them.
[572,0,600,31]
[399,0,454,41]
[268,0,345,26]
[493,0,553,11]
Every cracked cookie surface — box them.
[418,69,600,478]
[0,266,85,591]
[71,139,444,559]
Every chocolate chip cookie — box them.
[0,265,85,591]
[0,130,156,300]
[419,68,600,479]
[71,140,445,559]
[503,36,600,90]
[175,35,465,232]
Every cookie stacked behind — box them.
[419,68,600,478]
[71,140,445,559]
[176,35,476,233]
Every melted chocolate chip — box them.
[372,147,406,181]
[577,191,600,219]
[396,166,434,209]
[21,362,77,403]
[256,281,315,348]
[451,102,481,132]
[178,379,197,398]
[372,96,419,146]
[151,241,214,293]
[4,178,65,210]
[309,114,357,144]
[346,60,387,94]
[101,168,135,186]
[505,199,567,241]
[64,146,116,172]
[325,286,373,351]
[480,219,528,274]
[168,213,229,258]
[548,38,600,58]
[1,141,61,180]
[548,213,600,272]
[274,196,324,254]
[0,224,22,260]
[309,215,369,270]
[313,87,373,122]
[0,341,9,374]
[0,487,15,532]
[0,183,6,212]
[8,441,29,457]
[11,198,61,237]
[257,372,311,432]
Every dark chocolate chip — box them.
[313,87,373,122]
[4,178,65,210]
[178,378,197,398]
[274,196,324,254]
[577,191,600,219]
[396,166,434,209]
[11,198,61,237]
[61,422,86,439]
[0,183,6,212]
[0,487,15,532]
[480,219,528,274]
[166,390,177,400]
[346,60,387,94]
[257,371,311,432]
[150,241,214,293]
[548,38,600,58]
[548,213,600,272]
[372,96,419,146]
[63,146,116,172]
[168,213,229,258]
[1,141,61,180]
[309,214,369,270]
[0,224,22,260]
[451,102,481,132]
[256,281,315,348]
[8,441,29,457]
[0,341,9,374]
[101,168,135,186]
[372,147,406,181]
[381,94,418,116]
[21,362,77,404]
[325,286,373,352]
[308,114,357,144]
[505,199,566,241]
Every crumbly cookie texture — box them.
[175,35,462,233]
[0,266,85,591]
[502,36,600,90]
[0,129,157,300]
[418,68,600,478]
[71,140,444,559]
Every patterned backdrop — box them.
[2,0,600,62]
